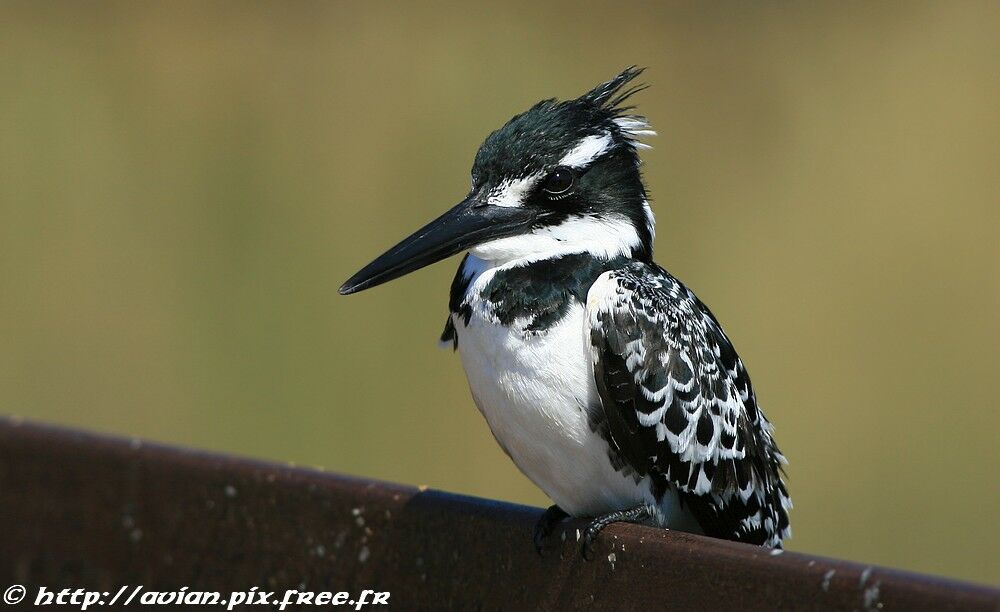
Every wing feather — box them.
[587,262,791,547]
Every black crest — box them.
[580,65,649,112]
[472,67,651,183]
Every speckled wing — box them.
[587,262,791,547]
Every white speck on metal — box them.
[821,569,836,592]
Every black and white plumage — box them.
[342,67,791,551]
[588,262,790,547]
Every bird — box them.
[340,67,791,556]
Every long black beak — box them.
[339,196,536,295]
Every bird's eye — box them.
[542,167,575,196]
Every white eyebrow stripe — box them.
[487,174,540,208]
[558,133,614,168]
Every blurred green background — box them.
[2,1,998,585]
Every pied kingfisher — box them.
[340,67,791,555]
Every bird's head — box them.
[340,66,655,295]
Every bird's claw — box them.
[580,523,603,561]
[533,505,569,555]
[577,504,652,560]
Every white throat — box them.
[469,211,651,267]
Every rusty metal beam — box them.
[0,419,996,610]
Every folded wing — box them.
[587,262,791,547]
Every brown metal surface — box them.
[0,418,996,611]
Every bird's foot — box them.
[533,505,569,555]
[581,505,651,561]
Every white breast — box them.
[456,300,651,517]
[449,257,702,531]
